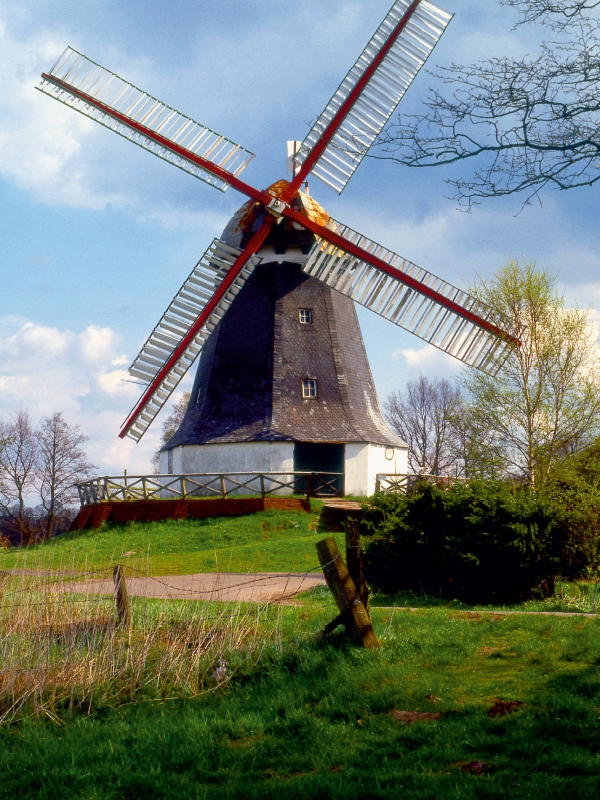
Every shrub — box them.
[542,438,600,580]
[362,481,567,604]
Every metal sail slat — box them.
[37,47,255,192]
[303,218,515,374]
[296,0,452,194]
[122,239,262,441]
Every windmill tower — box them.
[37,0,517,495]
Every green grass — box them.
[1,607,600,799]
[0,504,344,575]
[367,581,600,615]
[2,503,600,796]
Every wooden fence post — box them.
[316,537,379,650]
[345,518,369,613]
[113,564,131,626]
[306,473,313,498]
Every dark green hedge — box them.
[362,481,568,605]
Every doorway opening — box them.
[293,442,345,495]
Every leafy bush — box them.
[542,438,600,580]
[362,481,567,604]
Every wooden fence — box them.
[75,471,344,506]
[375,473,465,495]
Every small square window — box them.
[298,309,313,324]
[302,379,317,398]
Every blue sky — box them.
[1,0,600,474]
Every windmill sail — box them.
[37,47,255,192]
[123,239,262,442]
[303,219,514,374]
[296,0,452,194]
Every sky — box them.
[1,0,600,476]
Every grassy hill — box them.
[0,503,344,575]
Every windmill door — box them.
[293,442,344,496]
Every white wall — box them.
[344,443,370,496]
[160,441,294,475]
[344,442,408,497]
[366,443,409,496]
[160,440,408,498]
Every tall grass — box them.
[0,553,279,725]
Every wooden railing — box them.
[375,473,465,495]
[75,472,344,506]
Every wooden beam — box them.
[113,564,132,626]
[316,537,379,649]
[345,518,369,613]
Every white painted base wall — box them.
[159,442,295,476]
[160,440,409,497]
[344,443,408,497]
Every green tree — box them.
[543,437,600,582]
[457,259,600,488]
[362,481,564,604]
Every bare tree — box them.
[503,1,600,27]
[378,0,600,209]
[0,411,39,542]
[36,413,95,538]
[446,397,506,480]
[152,391,191,473]
[385,375,462,474]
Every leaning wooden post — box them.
[316,537,379,649]
[345,518,369,613]
[113,564,131,626]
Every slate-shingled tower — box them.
[160,188,408,495]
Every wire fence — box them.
[0,561,327,610]
[0,557,331,726]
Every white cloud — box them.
[564,281,600,307]
[0,316,163,474]
[0,23,124,209]
[135,203,231,234]
[392,343,463,377]
[0,17,232,228]
[78,325,121,363]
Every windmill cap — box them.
[221,181,329,251]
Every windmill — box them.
[37,0,518,495]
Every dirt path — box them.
[58,572,326,603]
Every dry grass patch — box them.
[0,564,278,725]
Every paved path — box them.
[59,572,326,603]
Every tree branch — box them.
[377,13,600,209]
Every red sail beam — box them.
[41,74,517,347]
[118,217,275,439]
[284,0,423,199]
[42,72,504,337]
[279,205,520,346]
[41,73,272,206]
